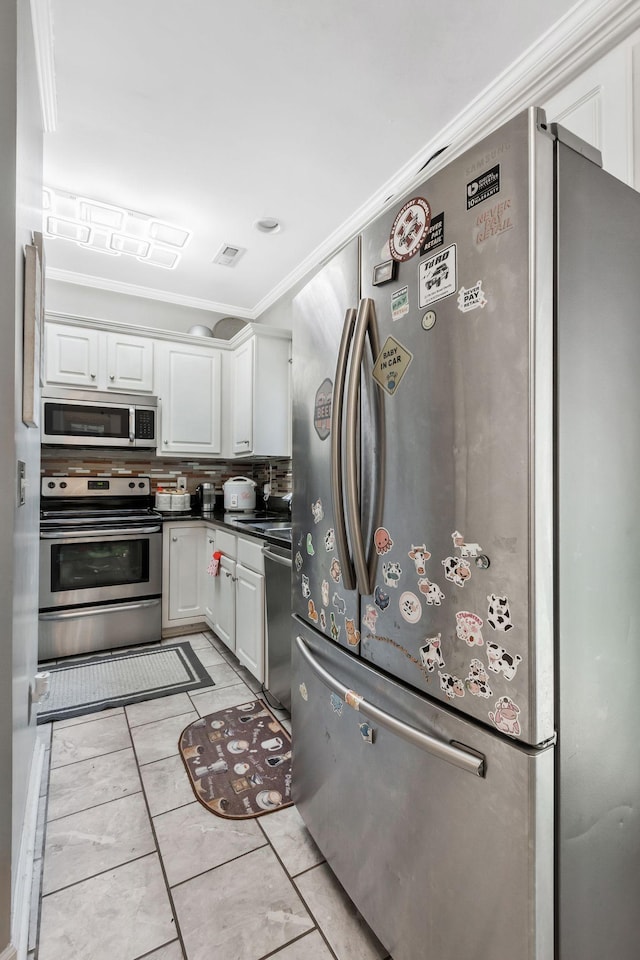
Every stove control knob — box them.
[59,482,67,489]
[138,482,145,488]
[128,482,135,488]
[47,481,55,489]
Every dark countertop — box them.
[155,507,292,549]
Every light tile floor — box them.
[32,630,391,960]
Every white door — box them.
[106,333,154,392]
[161,344,222,455]
[235,562,264,681]
[168,525,205,621]
[203,528,216,626]
[232,338,254,455]
[45,323,99,387]
[212,555,236,651]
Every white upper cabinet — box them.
[542,30,640,188]
[45,322,100,388]
[157,341,222,457]
[229,330,291,458]
[45,321,154,392]
[105,331,154,392]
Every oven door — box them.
[39,526,162,609]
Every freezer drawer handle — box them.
[295,635,485,778]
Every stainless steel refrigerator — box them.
[290,107,640,960]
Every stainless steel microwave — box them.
[41,389,157,448]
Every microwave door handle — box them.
[331,308,357,592]
[346,297,375,596]
[129,407,135,444]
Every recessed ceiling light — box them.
[254,217,281,234]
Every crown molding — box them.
[253,0,640,317]
[30,0,57,132]
[45,267,256,319]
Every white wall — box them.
[46,278,232,335]
[0,1,44,955]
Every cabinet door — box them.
[203,528,216,626]
[167,525,205,621]
[45,323,99,387]
[235,562,265,682]
[232,338,254,455]
[106,332,154,392]
[161,344,222,456]
[212,555,236,651]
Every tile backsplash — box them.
[40,447,292,497]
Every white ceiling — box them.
[43,0,578,318]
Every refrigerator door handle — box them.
[346,297,377,596]
[331,307,358,592]
[295,635,485,777]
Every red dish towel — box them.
[207,550,222,576]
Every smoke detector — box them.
[212,243,246,267]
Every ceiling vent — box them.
[212,243,246,267]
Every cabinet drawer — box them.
[214,529,237,559]
[237,535,264,573]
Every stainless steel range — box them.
[39,476,163,660]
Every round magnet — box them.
[422,311,436,331]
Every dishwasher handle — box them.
[295,635,485,778]
[263,546,292,568]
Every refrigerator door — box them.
[357,108,555,745]
[292,239,361,648]
[292,618,554,960]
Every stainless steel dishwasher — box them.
[263,541,292,711]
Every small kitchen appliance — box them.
[223,476,256,511]
[41,389,157,448]
[195,482,216,512]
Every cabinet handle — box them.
[164,439,168,445]
[109,374,115,381]
[172,536,178,542]
[208,538,214,544]
[90,373,96,380]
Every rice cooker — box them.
[223,476,256,511]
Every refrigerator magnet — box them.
[391,285,410,321]
[345,689,364,711]
[372,258,398,286]
[455,611,484,646]
[441,556,472,587]
[332,592,346,614]
[307,600,319,623]
[363,604,379,633]
[298,683,308,702]
[399,591,422,623]
[321,580,329,606]
[374,526,393,555]
[306,533,315,555]
[421,311,437,331]
[372,335,414,397]
[486,642,522,680]
[374,585,390,610]
[457,280,487,312]
[330,692,344,715]
[486,594,514,631]
[419,634,445,672]
[465,659,492,698]
[295,551,303,572]
[311,498,324,523]
[324,528,335,551]
[488,696,521,737]
[408,544,431,576]
[418,577,445,605]
[345,619,360,646]
[330,614,341,642]
[451,530,483,558]
[438,672,465,699]
[382,561,402,588]
[419,243,457,307]
[313,379,333,441]
[389,197,432,262]
[301,574,311,598]
[359,722,374,744]
[320,609,327,630]
[329,558,342,583]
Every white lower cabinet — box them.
[163,523,207,629]
[203,524,266,683]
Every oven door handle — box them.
[39,598,161,621]
[40,524,162,539]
